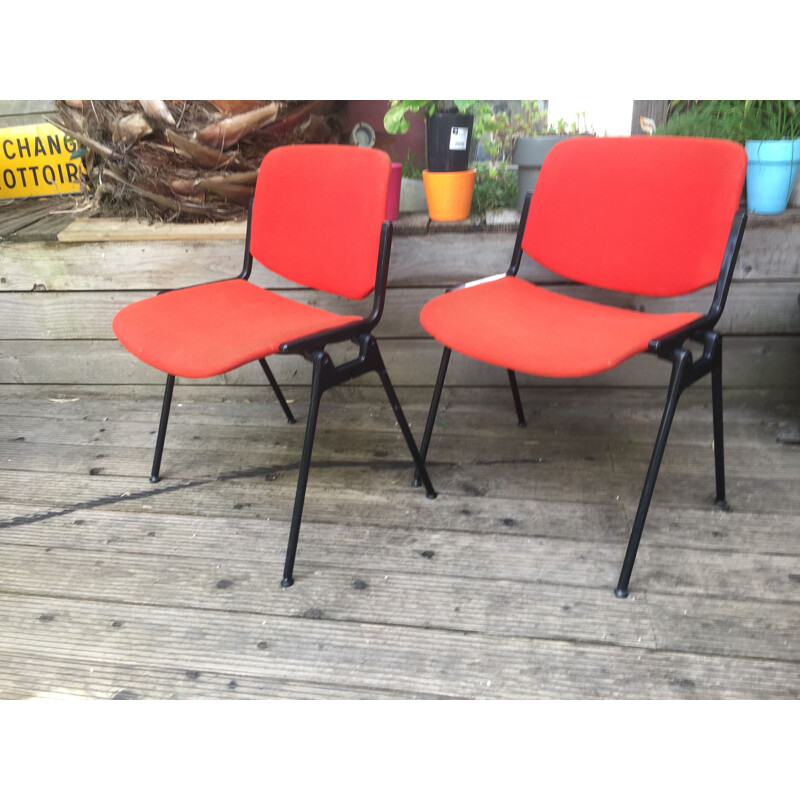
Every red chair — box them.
[415,136,747,597]
[113,144,436,587]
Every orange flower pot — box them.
[422,168,475,221]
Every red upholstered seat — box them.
[421,275,702,378]
[113,279,361,379]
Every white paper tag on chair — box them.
[449,127,469,150]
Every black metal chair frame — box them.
[415,190,748,597]
[149,203,437,587]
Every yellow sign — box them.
[0,122,85,199]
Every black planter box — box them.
[426,113,473,172]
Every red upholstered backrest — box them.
[521,136,747,296]
[250,145,391,300]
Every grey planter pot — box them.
[399,177,428,213]
[511,135,573,212]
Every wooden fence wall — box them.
[1,214,799,391]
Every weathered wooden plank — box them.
[46,209,800,276]
[2,380,797,529]
[0,423,637,511]
[0,485,631,553]
[15,391,738,447]
[0,462,729,559]
[0,436,646,511]
[0,113,58,131]
[0,289,374,339]
[738,222,800,280]
[0,652,426,699]
[0,235,519,292]
[3,540,797,663]
[646,593,800,662]
[7,212,76,241]
[0,240,255,292]
[57,218,248,242]
[1,489,798,603]
[1,380,798,515]
[3,281,799,340]
[4,222,800,292]
[2,404,796,490]
[0,594,796,698]
[0,197,76,238]
[0,416,600,463]
[3,469,799,561]
[0,382,796,419]
[419,457,800,517]
[2,384,796,450]
[1,441,798,592]
[0,395,735,451]
[3,405,798,527]
[2,336,798,388]
[0,100,55,117]
[0,542,657,649]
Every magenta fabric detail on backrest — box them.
[249,145,391,301]
[521,136,747,297]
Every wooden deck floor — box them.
[1,380,798,699]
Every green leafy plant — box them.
[551,111,593,136]
[511,100,548,137]
[658,100,800,143]
[470,162,518,214]
[470,102,510,162]
[384,101,479,135]
[401,148,422,179]
[475,102,594,165]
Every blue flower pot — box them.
[745,139,800,214]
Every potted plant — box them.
[384,101,477,221]
[657,100,800,215]
[509,102,595,212]
[741,101,799,215]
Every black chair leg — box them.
[413,346,452,487]
[281,337,437,587]
[259,357,296,424]
[281,353,325,588]
[374,346,437,499]
[150,374,175,483]
[507,369,526,427]
[615,350,690,598]
[711,341,728,509]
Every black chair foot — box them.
[149,475,160,483]
[426,490,438,500]
[281,577,294,588]
[614,587,629,599]
[714,498,731,511]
